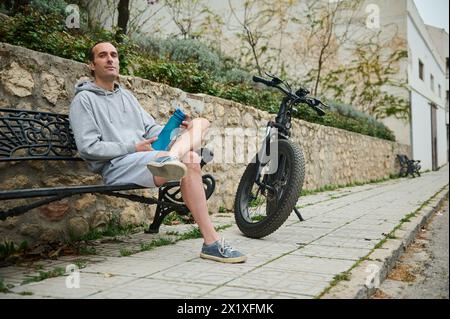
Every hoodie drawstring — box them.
[120,90,126,113]
[106,92,113,123]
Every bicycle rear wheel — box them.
[234,139,305,238]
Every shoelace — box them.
[218,238,235,256]
[157,155,179,163]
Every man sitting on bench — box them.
[69,41,246,263]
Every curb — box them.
[321,185,449,299]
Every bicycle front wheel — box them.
[233,139,305,238]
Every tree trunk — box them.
[4,0,13,12]
[116,0,130,42]
[11,0,30,15]
[313,48,325,96]
[313,19,334,96]
[245,26,262,76]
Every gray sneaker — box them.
[200,238,247,263]
[147,155,187,181]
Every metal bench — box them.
[396,154,421,178]
[0,108,216,233]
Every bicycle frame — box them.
[253,99,293,193]
[250,74,326,193]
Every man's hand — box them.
[135,136,158,152]
[180,114,191,130]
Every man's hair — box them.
[88,41,114,77]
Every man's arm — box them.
[127,92,164,139]
[138,104,163,139]
[69,94,136,161]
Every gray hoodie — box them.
[69,81,162,173]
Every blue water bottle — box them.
[151,108,186,151]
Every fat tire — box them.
[234,139,305,238]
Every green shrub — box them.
[30,0,68,15]
[135,60,218,94]
[0,8,139,74]
[136,36,253,85]
[0,240,28,261]
[216,67,253,85]
[216,83,280,113]
[135,36,222,73]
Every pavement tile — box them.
[80,256,183,277]
[147,259,253,286]
[311,235,379,249]
[328,228,386,240]
[126,244,199,262]
[88,277,213,299]
[204,286,312,299]
[10,272,136,298]
[226,267,334,296]
[0,292,54,299]
[264,254,355,275]
[292,244,372,261]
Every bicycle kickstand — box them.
[293,207,305,221]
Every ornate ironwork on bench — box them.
[0,108,216,233]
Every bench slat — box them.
[0,184,146,200]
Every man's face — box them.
[90,42,120,81]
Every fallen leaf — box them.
[48,247,62,259]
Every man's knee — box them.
[192,118,210,132]
[182,150,201,163]
[181,151,201,170]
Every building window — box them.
[430,74,434,91]
[438,84,441,98]
[419,59,424,80]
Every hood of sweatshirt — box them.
[75,80,117,95]
[74,81,127,122]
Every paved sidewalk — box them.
[1,166,448,299]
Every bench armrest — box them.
[197,148,214,168]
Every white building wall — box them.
[410,91,432,169]
[407,7,448,170]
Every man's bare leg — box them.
[153,152,219,245]
[152,120,246,262]
[181,151,219,244]
[153,118,219,244]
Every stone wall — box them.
[0,43,410,246]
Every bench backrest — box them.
[396,154,408,164]
[0,108,80,162]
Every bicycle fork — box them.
[253,125,304,222]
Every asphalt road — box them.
[372,199,449,299]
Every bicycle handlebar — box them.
[301,97,327,116]
[252,75,273,86]
[253,75,327,116]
